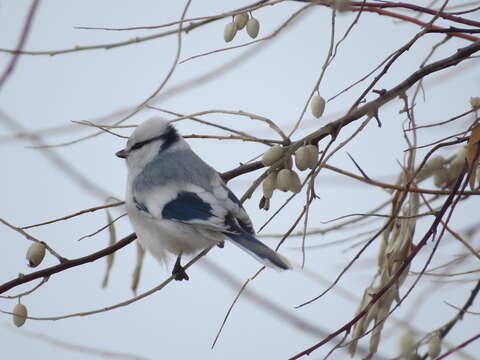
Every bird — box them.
[116,117,291,280]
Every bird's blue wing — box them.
[162,191,215,222]
[222,185,255,235]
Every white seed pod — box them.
[289,171,302,193]
[470,96,480,110]
[417,155,445,182]
[428,334,442,359]
[311,95,326,118]
[428,155,445,170]
[234,13,248,30]
[433,167,450,188]
[305,144,319,169]
[276,169,293,192]
[26,242,46,268]
[262,173,277,199]
[334,0,351,12]
[224,22,237,43]
[13,303,28,327]
[448,147,468,182]
[295,146,310,171]
[399,330,415,356]
[246,18,260,39]
[261,146,284,166]
[451,146,468,168]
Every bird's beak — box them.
[116,149,128,159]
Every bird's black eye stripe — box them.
[130,135,163,151]
[129,125,180,153]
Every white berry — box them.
[246,18,260,39]
[311,95,326,118]
[224,22,237,43]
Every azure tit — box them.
[116,118,290,280]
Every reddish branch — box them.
[353,6,478,42]
[295,1,480,42]
[436,333,480,360]
[349,1,480,28]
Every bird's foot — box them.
[172,255,189,281]
[217,241,225,248]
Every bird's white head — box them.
[116,117,185,170]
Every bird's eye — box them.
[129,135,164,152]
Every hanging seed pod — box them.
[305,144,319,169]
[399,330,415,356]
[13,303,28,327]
[26,242,46,268]
[261,146,284,166]
[428,155,445,170]
[289,171,302,193]
[224,22,237,43]
[234,13,248,30]
[434,167,450,188]
[448,147,468,182]
[246,18,260,38]
[311,95,326,118]
[262,173,277,199]
[334,0,351,12]
[276,169,293,192]
[427,334,441,359]
[295,146,310,171]
[417,155,445,182]
[470,96,480,110]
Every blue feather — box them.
[224,223,290,271]
[162,191,213,221]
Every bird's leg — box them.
[172,253,189,281]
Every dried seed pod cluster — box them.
[416,155,445,182]
[26,242,46,268]
[224,12,260,42]
[294,144,318,171]
[432,147,468,188]
[350,181,419,357]
[311,95,326,118]
[12,303,28,327]
[260,145,306,210]
[398,330,416,357]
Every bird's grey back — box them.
[133,149,217,194]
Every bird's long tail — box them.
[224,226,291,271]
